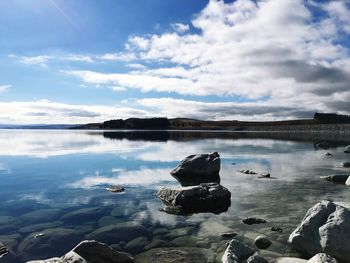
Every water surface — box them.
[0,130,350,262]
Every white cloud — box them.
[64,54,94,63]
[0,85,11,93]
[0,100,151,124]
[66,0,350,118]
[98,52,136,61]
[171,23,190,33]
[323,1,350,34]
[111,86,127,92]
[9,54,52,67]
[127,63,147,70]
[136,97,321,121]
[9,54,94,66]
[69,168,176,189]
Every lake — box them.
[0,129,350,262]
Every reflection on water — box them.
[0,130,350,262]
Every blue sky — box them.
[0,0,350,124]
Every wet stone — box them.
[242,217,267,225]
[106,185,125,193]
[271,226,283,233]
[254,236,272,249]
[221,232,238,238]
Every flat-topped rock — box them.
[157,183,231,215]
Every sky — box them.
[0,0,350,124]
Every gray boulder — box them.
[171,152,220,177]
[222,239,255,263]
[222,239,268,263]
[320,174,349,183]
[27,240,135,263]
[288,200,350,262]
[277,253,338,263]
[247,253,268,263]
[344,145,350,153]
[157,183,231,215]
[308,253,338,263]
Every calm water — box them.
[0,130,350,262]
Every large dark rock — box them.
[320,174,349,183]
[27,240,135,263]
[288,200,350,262]
[170,152,220,177]
[157,183,231,215]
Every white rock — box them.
[289,200,350,262]
[308,253,338,263]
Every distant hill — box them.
[72,113,350,131]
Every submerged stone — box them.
[17,228,81,262]
[86,222,150,244]
[20,209,61,224]
[135,247,211,263]
[61,207,107,223]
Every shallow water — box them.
[0,129,350,262]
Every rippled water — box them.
[0,130,350,262]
